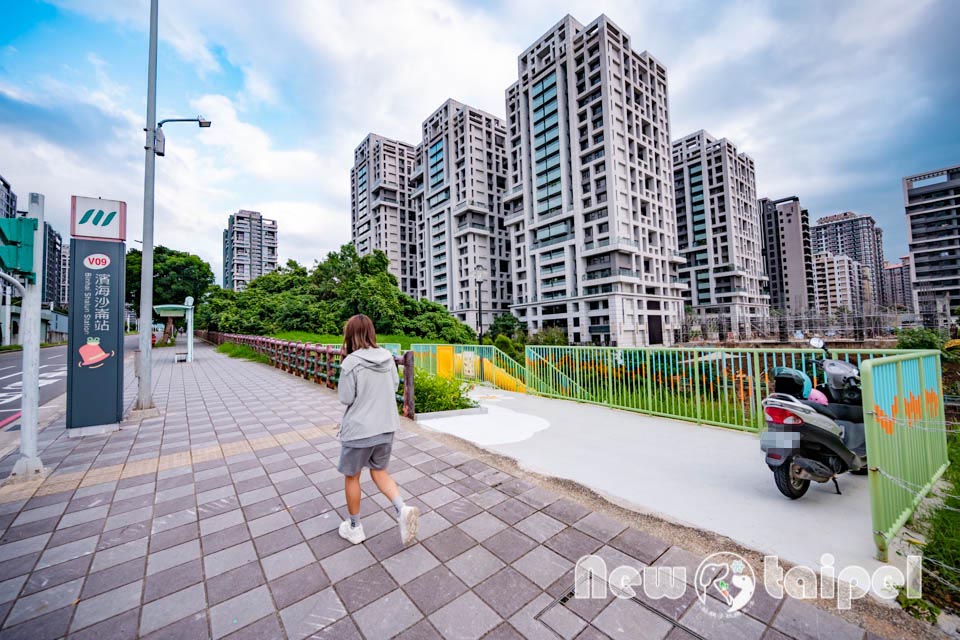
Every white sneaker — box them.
[398,506,420,545]
[338,520,366,544]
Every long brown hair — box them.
[342,314,378,355]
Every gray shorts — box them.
[338,439,394,477]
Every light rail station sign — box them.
[67,196,126,430]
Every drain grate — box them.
[534,570,710,640]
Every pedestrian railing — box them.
[196,331,416,419]
[860,350,950,561]
[411,344,526,393]
[524,346,901,432]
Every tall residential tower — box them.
[350,134,418,295]
[812,212,884,312]
[905,165,960,320]
[504,14,685,346]
[672,130,768,328]
[222,210,278,291]
[412,100,510,331]
[759,196,814,314]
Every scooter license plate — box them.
[760,431,801,451]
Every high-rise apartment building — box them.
[503,14,685,346]
[350,134,418,294]
[759,196,814,314]
[42,222,62,307]
[351,101,509,330]
[882,256,914,312]
[60,243,70,307]
[812,253,872,315]
[672,131,768,327]
[812,212,884,310]
[411,100,510,331]
[0,174,15,219]
[905,165,960,319]
[222,210,278,291]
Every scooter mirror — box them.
[810,337,825,349]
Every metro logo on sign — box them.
[71,196,126,241]
[83,254,111,270]
[78,209,118,228]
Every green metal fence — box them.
[861,350,950,561]
[524,346,903,432]
[411,344,527,393]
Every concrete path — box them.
[420,388,884,577]
[0,343,907,639]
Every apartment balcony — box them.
[533,233,575,249]
[504,184,524,203]
[582,237,641,256]
[668,249,686,264]
[453,199,491,215]
[454,222,492,238]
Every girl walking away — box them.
[336,314,419,545]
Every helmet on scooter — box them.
[771,366,812,399]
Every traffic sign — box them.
[0,217,38,282]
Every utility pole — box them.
[9,193,45,479]
[2,283,9,346]
[136,0,159,411]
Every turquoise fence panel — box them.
[861,350,950,561]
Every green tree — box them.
[488,313,523,341]
[194,245,477,343]
[126,246,215,309]
[528,326,568,346]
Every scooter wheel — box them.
[774,459,810,499]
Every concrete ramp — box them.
[420,387,889,576]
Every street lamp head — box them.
[198,116,211,128]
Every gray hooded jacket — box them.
[337,347,400,442]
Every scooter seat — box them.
[800,400,863,424]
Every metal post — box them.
[186,306,194,362]
[1,283,10,346]
[10,193,46,479]
[477,279,483,343]
[402,351,416,419]
[136,0,159,411]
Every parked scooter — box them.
[760,337,867,499]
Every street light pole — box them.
[134,0,210,412]
[135,0,159,411]
[475,263,487,343]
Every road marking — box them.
[0,412,20,429]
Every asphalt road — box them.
[0,334,141,428]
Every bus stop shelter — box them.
[153,296,194,362]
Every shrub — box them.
[896,327,944,351]
[414,370,477,413]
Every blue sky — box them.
[1,0,958,284]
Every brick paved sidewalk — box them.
[0,343,892,639]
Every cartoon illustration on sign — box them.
[77,337,115,368]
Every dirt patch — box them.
[402,416,948,640]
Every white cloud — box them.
[16,0,953,269]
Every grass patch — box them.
[914,434,960,613]
[0,341,69,352]
[271,331,439,351]
[216,341,271,365]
